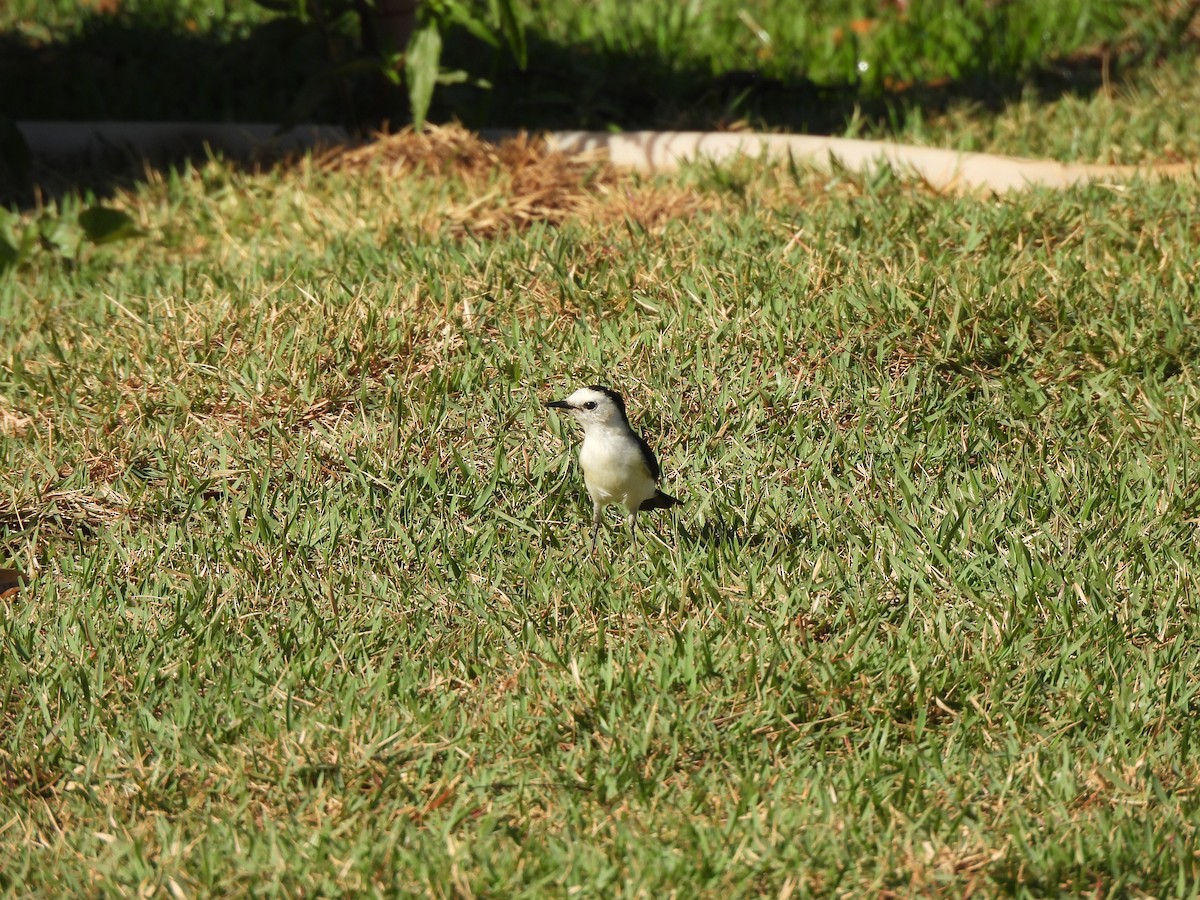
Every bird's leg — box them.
[627,511,638,553]
[591,501,603,553]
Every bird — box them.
[545,385,681,551]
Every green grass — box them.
[3,136,1200,894]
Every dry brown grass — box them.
[319,125,715,239]
[0,486,128,537]
[0,401,31,437]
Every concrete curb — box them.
[16,121,1197,193]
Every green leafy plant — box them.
[253,0,526,129]
[0,203,141,273]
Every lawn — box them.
[4,1,1200,896]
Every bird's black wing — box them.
[633,432,662,482]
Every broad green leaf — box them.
[435,0,500,48]
[39,216,82,259]
[405,24,442,131]
[250,0,307,16]
[491,0,526,69]
[0,207,33,271]
[79,206,141,245]
[0,234,18,272]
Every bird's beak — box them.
[545,399,572,410]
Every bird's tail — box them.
[640,490,681,511]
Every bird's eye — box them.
[583,401,597,410]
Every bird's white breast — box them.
[579,429,657,510]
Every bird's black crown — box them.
[587,385,628,421]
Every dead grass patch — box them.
[0,487,129,536]
[319,124,715,239]
[0,400,32,437]
[322,125,615,238]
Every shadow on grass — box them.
[676,517,810,551]
[458,31,1129,138]
[0,5,1185,205]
